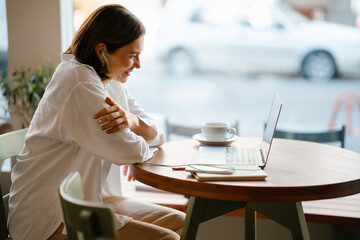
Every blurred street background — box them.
[1,0,360,153]
[128,61,360,152]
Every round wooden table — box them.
[131,138,360,240]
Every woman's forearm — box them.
[131,116,157,141]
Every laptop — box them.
[197,93,282,169]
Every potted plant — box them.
[0,60,54,128]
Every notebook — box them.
[197,93,282,169]
[193,169,268,181]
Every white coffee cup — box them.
[201,122,236,141]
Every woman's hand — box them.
[123,165,136,181]
[93,97,139,134]
[93,97,157,140]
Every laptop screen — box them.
[260,93,282,166]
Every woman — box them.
[8,4,185,240]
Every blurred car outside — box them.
[156,0,360,81]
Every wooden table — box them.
[131,138,360,240]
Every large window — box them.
[74,0,360,153]
[0,0,8,119]
[0,0,7,73]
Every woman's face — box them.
[105,36,144,83]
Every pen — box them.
[172,167,186,171]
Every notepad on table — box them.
[192,168,267,181]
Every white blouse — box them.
[8,54,165,240]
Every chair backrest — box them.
[270,125,345,148]
[59,172,117,240]
[0,128,28,240]
[166,120,240,141]
[0,128,28,162]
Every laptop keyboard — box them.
[226,147,259,165]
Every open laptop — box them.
[197,93,282,169]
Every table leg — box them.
[181,197,246,240]
[246,201,310,240]
[245,207,257,240]
[180,197,205,240]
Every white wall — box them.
[6,0,62,127]
[6,0,61,74]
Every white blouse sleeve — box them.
[58,78,153,165]
[125,87,165,147]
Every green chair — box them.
[59,172,118,240]
[0,128,28,240]
[270,125,345,148]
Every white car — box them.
[157,0,360,80]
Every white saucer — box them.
[192,134,238,146]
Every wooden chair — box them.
[272,125,345,148]
[166,119,240,141]
[0,128,28,240]
[0,119,12,136]
[59,172,117,240]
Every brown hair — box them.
[65,4,145,79]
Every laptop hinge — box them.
[259,149,266,167]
